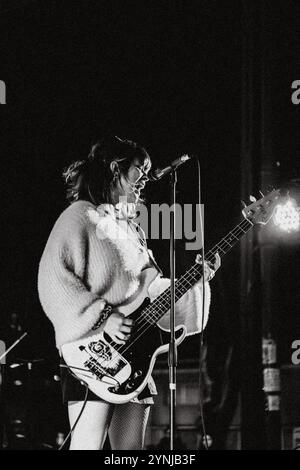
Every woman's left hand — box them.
[195,252,221,282]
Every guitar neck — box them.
[144,217,253,323]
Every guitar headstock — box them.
[242,189,281,225]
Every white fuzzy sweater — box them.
[38,200,211,349]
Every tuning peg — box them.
[259,190,265,197]
[241,200,247,208]
[249,195,257,202]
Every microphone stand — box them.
[169,169,177,451]
[151,154,191,450]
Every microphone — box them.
[149,154,192,181]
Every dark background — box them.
[0,0,300,449]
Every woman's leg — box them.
[108,402,151,450]
[68,401,114,450]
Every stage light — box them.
[273,199,300,232]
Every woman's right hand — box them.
[103,312,134,345]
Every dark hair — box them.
[62,136,151,205]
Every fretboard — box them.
[143,217,253,323]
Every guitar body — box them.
[61,267,187,404]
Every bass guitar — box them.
[62,189,280,403]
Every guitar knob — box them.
[134,370,142,379]
[126,381,135,390]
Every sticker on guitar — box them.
[79,339,128,380]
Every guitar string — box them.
[115,219,252,350]
[95,218,252,373]
[93,218,252,374]
[118,217,252,334]
[115,218,252,334]
[119,217,252,333]
[93,218,252,377]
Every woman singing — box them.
[38,136,219,450]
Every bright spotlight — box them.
[273,199,300,232]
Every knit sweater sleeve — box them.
[38,202,107,348]
[148,276,211,336]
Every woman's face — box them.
[114,157,151,204]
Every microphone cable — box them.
[58,365,89,450]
